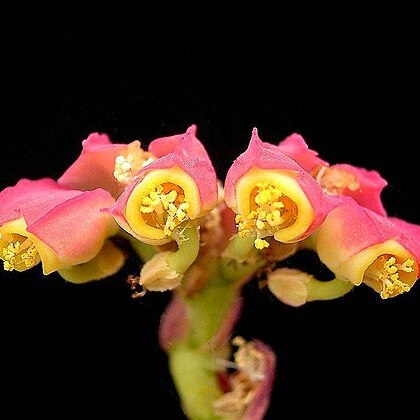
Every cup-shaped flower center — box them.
[140,183,190,236]
[234,168,314,248]
[125,167,201,242]
[1,232,40,272]
[364,254,416,298]
[113,141,155,185]
[236,182,298,249]
[316,166,360,195]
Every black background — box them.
[1,13,419,419]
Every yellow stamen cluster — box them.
[140,184,190,236]
[2,238,39,271]
[113,141,155,185]
[213,337,265,418]
[365,255,414,299]
[235,182,297,249]
[316,166,360,195]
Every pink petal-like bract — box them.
[159,295,189,351]
[277,132,328,173]
[148,124,198,158]
[0,178,81,226]
[0,178,117,268]
[316,198,396,263]
[58,132,130,198]
[146,125,216,209]
[107,125,218,240]
[315,197,420,296]
[224,128,341,241]
[242,340,276,420]
[389,217,420,263]
[317,163,387,216]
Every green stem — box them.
[222,233,256,262]
[167,255,262,419]
[165,229,271,419]
[186,280,237,348]
[128,236,157,261]
[306,277,354,301]
[221,234,266,281]
[169,344,222,420]
[167,224,201,274]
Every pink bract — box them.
[318,198,399,259]
[58,132,130,198]
[243,341,276,420]
[224,128,341,240]
[148,124,198,157]
[319,163,387,216]
[389,217,420,263]
[0,178,117,268]
[107,125,218,236]
[277,132,328,173]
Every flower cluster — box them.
[1,126,419,419]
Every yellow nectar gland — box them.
[113,141,155,185]
[316,166,360,195]
[2,235,40,272]
[140,183,190,237]
[235,182,297,249]
[365,255,414,299]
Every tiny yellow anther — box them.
[139,183,190,237]
[236,182,298,249]
[254,238,270,249]
[399,258,414,273]
[166,190,178,203]
[366,255,414,299]
[113,141,155,185]
[316,166,360,195]
[168,203,177,215]
[256,220,265,230]
[2,239,39,272]
[140,205,154,213]
[142,196,152,206]
[3,261,14,271]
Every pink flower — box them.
[314,198,420,298]
[277,133,388,215]
[105,125,218,245]
[315,163,387,216]
[0,178,124,283]
[148,124,198,157]
[58,132,154,198]
[214,337,276,420]
[224,128,341,249]
[277,132,328,173]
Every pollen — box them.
[113,141,155,185]
[236,182,297,249]
[140,183,190,237]
[365,255,414,299]
[316,166,360,195]
[2,237,40,272]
